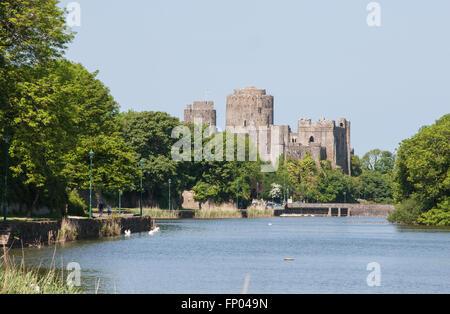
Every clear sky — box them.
[59,0,449,156]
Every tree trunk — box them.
[28,188,40,218]
[148,189,154,208]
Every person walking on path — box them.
[107,204,112,216]
[99,201,104,217]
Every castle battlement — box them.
[233,86,267,96]
[184,100,216,127]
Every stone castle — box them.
[184,86,351,175]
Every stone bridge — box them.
[275,203,395,217]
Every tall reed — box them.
[99,218,121,237]
[130,208,179,219]
[246,208,275,218]
[57,218,78,243]
[194,208,242,219]
[0,247,80,294]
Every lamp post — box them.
[2,133,11,222]
[344,191,347,204]
[140,159,144,216]
[287,186,290,204]
[118,190,121,215]
[89,149,94,219]
[168,178,171,210]
[256,182,259,200]
[236,179,239,210]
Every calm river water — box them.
[14,217,450,293]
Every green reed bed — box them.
[194,208,243,219]
[129,208,180,219]
[0,249,80,294]
[246,208,275,218]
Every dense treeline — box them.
[255,149,394,206]
[388,114,449,226]
[0,1,136,216]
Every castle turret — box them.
[184,100,216,127]
[226,86,274,129]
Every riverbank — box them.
[128,204,394,219]
[129,208,275,219]
[0,216,153,248]
[277,203,395,217]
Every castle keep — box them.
[184,86,352,175]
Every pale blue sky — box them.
[60,0,449,156]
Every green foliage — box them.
[417,208,450,227]
[0,0,73,66]
[193,181,218,204]
[286,154,320,202]
[63,133,138,193]
[119,110,180,158]
[119,111,183,207]
[387,198,425,224]
[280,155,358,203]
[317,163,358,203]
[350,153,362,177]
[358,170,393,204]
[390,114,449,225]
[192,133,262,208]
[393,114,449,209]
[361,149,395,174]
[67,190,87,217]
[3,59,135,214]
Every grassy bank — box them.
[194,208,243,219]
[247,208,275,218]
[0,249,80,294]
[129,208,179,219]
[128,207,275,219]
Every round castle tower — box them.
[226,86,274,128]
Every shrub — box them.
[67,190,88,217]
[387,198,425,224]
[417,209,450,226]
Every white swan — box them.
[149,227,160,236]
[124,229,131,237]
[268,223,273,226]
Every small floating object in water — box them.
[284,258,295,261]
[124,230,131,237]
[268,223,273,226]
[149,227,160,235]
